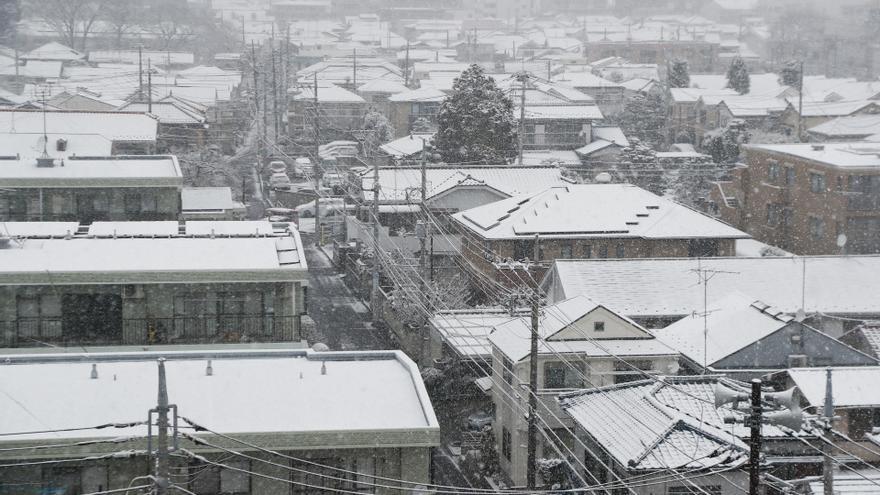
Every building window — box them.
[502,427,512,461]
[688,239,719,257]
[501,356,514,385]
[583,244,592,258]
[767,161,780,182]
[598,245,608,258]
[615,244,625,258]
[810,173,826,193]
[594,321,605,332]
[809,217,825,240]
[767,204,781,226]
[614,360,654,384]
[785,166,796,186]
[560,241,573,259]
[513,240,534,260]
[543,361,584,389]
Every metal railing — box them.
[0,315,300,347]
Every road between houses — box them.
[301,233,390,351]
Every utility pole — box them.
[353,48,357,89]
[271,41,279,141]
[371,146,381,326]
[748,379,763,495]
[796,60,805,142]
[153,358,171,495]
[419,147,428,286]
[516,72,528,166]
[313,73,321,242]
[404,42,410,88]
[250,41,262,167]
[526,234,541,491]
[822,368,835,495]
[147,59,152,114]
[138,45,143,100]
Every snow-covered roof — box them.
[0,110,158,142]
[297,58,403,86]
[808,115,880,138]
[669,87,738,103]
[356,79,409,94]
[430,309,520,360]
[591,126,629,146]
[744,143,880,169]
[0,155,181,187]
[720,96,788,117]
[786,367,880,409]
[516,104,604,120]
[806,470,880,495]
[655,292,796,367]
[553,71,622,89]
[519,150,581,166]
[360,166,571,204]
[388,87,446,102]
[0,349,438,445]
[453,184,748,241]
[690,73,788,98]
[544,255,880,318]
[560,376,753,472]
[0,60,63,78]
[489,295,675,362]
[0,223,307,283]
[181,187,242,212]
[88,50,195,66]
[0,132,112,160]
[379,133,432,158]
[291,83,365,103]
[22,42,84,61]
[787,99,879,117]
[117,100,205,124]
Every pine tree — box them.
[618,138,664,194]
[726,57,751,95]
[701,119,749,163]
[779,60,802,90]
[434,65,517,164]
[668,59,690,88]
[618,93,667,149]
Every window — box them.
[615,244,625,258]
[583,244,592,258]
[124,193,140,214]
[767,203,781,225]
[598,245,608,258]
[809,217,825,240]
[810,172,826,193]
[513,239,534,260]
[543,361,584,389]
[614,360,654,384]
[785,166,796,186]
[559,241,573,259]
[501,356,514,385]
[594,321,605,332]
[502,427,512,461]
[767,161,780,182]
[688,239,718,257]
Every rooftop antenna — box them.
[690,263,738,373]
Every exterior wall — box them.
[574,86,625,117]
[0,186,181,222]
[523,119,592,150]
[0,281,304,347]
[718,147,880,255]
[491,344,678,486]
[0,446,431,495]
[388,101,439,139]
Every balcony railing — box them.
[0,315,300,347]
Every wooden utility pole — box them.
[749,379,763,495]
[404,42,410,88]
[526,234,541,491]
[153,359,171,495]
[272,41,279,141]
[251,41,262,167]
[822,368,835,495]
[147,59,152,113]
[796,60,805,142]
[517,72,528,166]
[313,73,320,239]
[353,48,357,89]
[138,45,143,100]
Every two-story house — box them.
[488,295,680,487]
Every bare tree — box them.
[26,0,104,51]
[103,0,143,49]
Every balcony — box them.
[0,315,300,348]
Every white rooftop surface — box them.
[0,156,182,185]
[0,132,112,160]
[23,42,83,61]
[88,50,195,65]
[292,84,365,103]
[690,73,788,97]
[792,100,878,117]
[553,71,622,88]
[361,166,571,203]
[430,311,519,359]
[808,470,880,495]
[0,222,79,237]
[655,292,792,367]
[0,350,437,442]
[88,221,180,237]
[519,150,581,166]
[591,126,629,146]
[357,79,409,94]
[185,221,275,236]
[669,87,738,103]
[118,101,205,124]
[388,87,446,102]
[809,115,880,137]
[181,187,239,211]
[744,143,880,168]
[489,295,676,362]
[0,110,158,142]
[379,134,432,158]
[455,184,748,240]
[0,236,305,277]
[788,367,880,409]
[545,255,880,317]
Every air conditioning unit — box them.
[123,284,144,299]
[787,354,808,368]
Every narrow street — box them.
[301,233,390,351]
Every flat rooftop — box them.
[0,349,438,447]
[745,143,880,169]
[0,155,182,187]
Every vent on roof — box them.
[811,144,825,151]
[646,205,660,210]
[626,221,639,225]
[636,213,649,217]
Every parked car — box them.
[269,172,292,190]
[322,172,344,191]
[268,160,287,173]
[293,157,314,178]
[463,410,493,431]
[295,198,348,218]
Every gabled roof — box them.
[117,100,206,124]
[490,295,674,362]
[430,309,521,360]
[379,133,432,158]
[356,79,409,94]
[291,83,365,103]
[655,292,794,367]
[786,99,880,118]
[388,87,446,102]
[22,42,83,62]
[453,184,748,241]
[784,367,880,409]
[559,376,756,472]
[808,115,880,138]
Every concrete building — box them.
[453,184,748,288]
[0,155,183,222]
[489,295,679,487]
[710,143,880,255]
[0,110,159,154]
[0,221,308,348]
[0,348,439,495]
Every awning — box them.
[474,376,493,395]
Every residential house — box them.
[288,83,368,143]
[808,115,880,142]
[0,221,309,348]
[378,133,432,165]
[780,100,880,136]
[552,71,625,116]
[715,96,789,133]
[180,187,247,221]
[575,126,630,165]
[710,143,880,255]
[541,255,880,334]
[452,184,748,289]
[490,295,680,487]
[668,87,738,143]
[356,78,409,116]
[655,292,877,378]
[387,87,446,138]
[0,348,438,495]
[0,155,182,222]
[840,323,880,360]
[0,110,159,154]
[771,367,880,461]
[19,42,84,64]
[87,50,195,68]
[46,89,117,112]
[559,376,815,495]
[117,97,209,151]
[296,58,404,92]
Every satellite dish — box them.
[837,234,848,248]
[595,172,612,183]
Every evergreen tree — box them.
[434,65,517,164]
[361,108,396,157]
[779,60,802,89]
[701,119,749,163]
[726,57,751,94]
[618,93,667,149]
[617,138,664,195]
[668,59,690,88]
